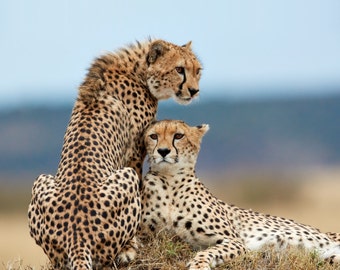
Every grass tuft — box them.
[119,231,192,270]
[118,231,339,270]
[5,231,339,270]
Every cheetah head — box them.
[146,40,202,105]
[144,120,209,172]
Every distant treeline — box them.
[1,94,340,184]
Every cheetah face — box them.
[146,40,202,105]
[144,120,209,171]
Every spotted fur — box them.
[28,40,202,269]
[141,120,340,270]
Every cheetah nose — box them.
[188,88,199,97]
[157,148,171,158]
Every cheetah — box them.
[140,120,340,270]
[28,39,202,269]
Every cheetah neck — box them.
[149,164,196,179]
[109,41,151,81]
[78,40,156,106]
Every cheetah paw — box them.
[187,261,211,270]
[116,237,139,265]
[188,267,211,270]
[116,248,137,265]
[328,254,340,264]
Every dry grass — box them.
[2,167,340,269]
[119,231,192,270]
[118,231,339,270]
[6,231,339,270]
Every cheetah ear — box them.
[147,41,168,64]
[195,124,209,137]
[182,41,192,50]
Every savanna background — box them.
[1,0,340,269]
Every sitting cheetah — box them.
[28,40,202,269]
[140,120,340,269]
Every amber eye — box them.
[174,133,184,140]
[175,67,185,74]
[149,134,158,140]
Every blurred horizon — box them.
[1,93,340,187]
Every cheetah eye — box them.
[174,133,184,140]
[196,68,202,75]
[175,67,185,74]
[149,134,158,140]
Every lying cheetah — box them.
[140,120,340,269]
[28,40,202,269]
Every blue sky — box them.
[1,0,340,108]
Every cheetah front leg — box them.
[116,236,140,265]
[103,167,142,265]
[187,238,246,270]
[28,174,69,268]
